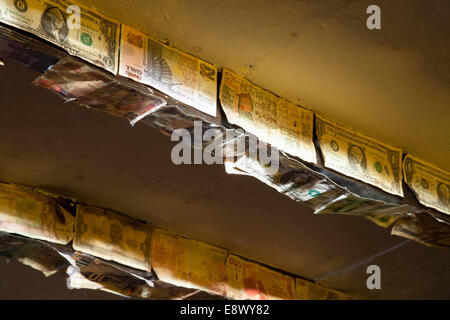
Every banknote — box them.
[0,183,74,244]
[315,114,403,196]
[403,154,450,215]
[0,0,120,73]
[219,69,317,164]
[314,193,414,228]
[33,57,167,125]
[225,254,296,300]
[73,205,152,271]
[392,212,450,249]
[0,232,68,276]
[119,25,217,117]
[151,228,228,296]
[296,278,352,300]
[225,152,347,210]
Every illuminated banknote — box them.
[316,114,403,196]
[296,278,352,300]
[0,183,74,244]
[119,24,218,116]
[220,69,317,164]
[403,154,450,215]
[151,228,228,296]
[225,254,296,300]
[73,205,152,271]
[0,0,120,73]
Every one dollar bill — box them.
[0,0,120,73]
[316,114,403,196]
[403,154,450,215]
[73,205,152,271]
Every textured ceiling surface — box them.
[82,0,450,170]
[0,57,449,299]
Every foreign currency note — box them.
[0,0,120,73]
[219,69,317,163]
[0,183,74,244]
[32,57,167,125]
[119,24,217,116]
[151,228,228,296]
[225,254,296,300]
[73,205,152,271]
[296,278,352,300]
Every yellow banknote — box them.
[296,278,351,300]
[73,205,152,271]
[219,69,317,163]
[0,183,74,244]
[226,254,295,300]
[315,114,403,196]
[151,228,228,295]
[119,24,217,116]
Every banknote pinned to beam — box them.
[225,254,296,300]
[119,24,218,117]
[315,114,404,197]
[296,278,353,300]
[0,183,74,244]
[219,69,317,164]
[73,205,152,271]
[32,57,167,126]
[403,154,450,216]
[0,0,120,73]
[151,228,228,296]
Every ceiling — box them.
[82,0,450,171]
[0,0,449,299]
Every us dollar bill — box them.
[392,212,450,249]
[119,24,218,117]
[316,114,403,196]
[73,205,152,271]
[220,69,317,164]
[296,278,352,300]
[403,154,450,215]
[0,183,74,244]
[0,0,120,73]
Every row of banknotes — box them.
[29,53,450,218]
[26,56,450,248]
[0,182,356,299]
[1,0,446,215]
